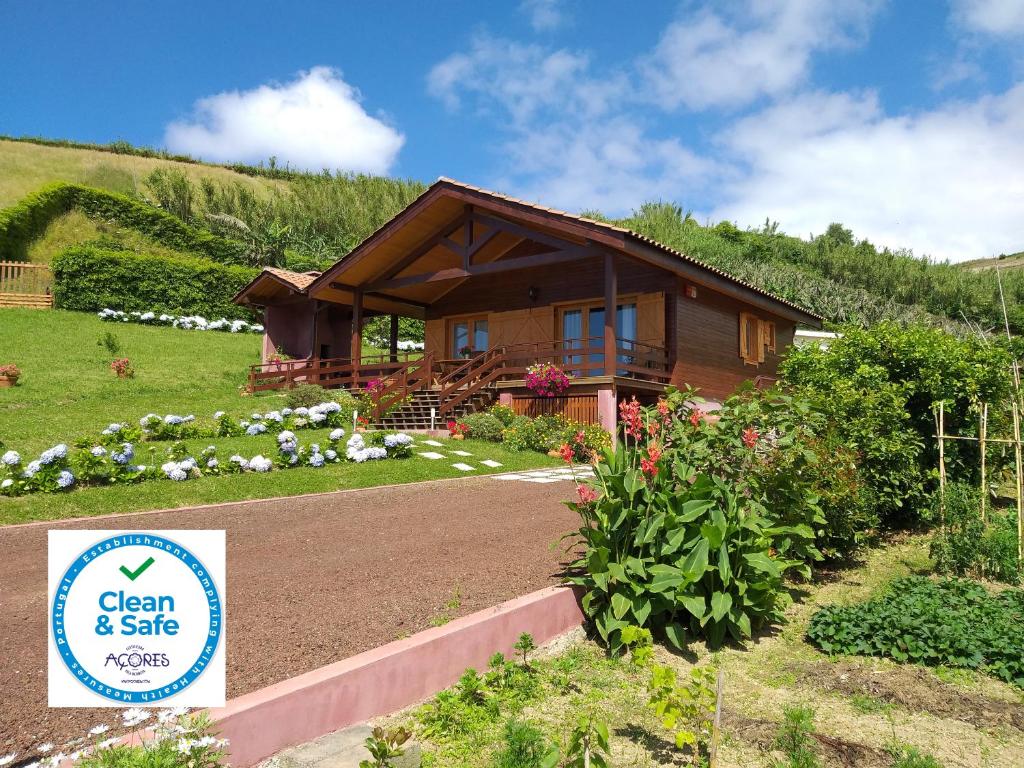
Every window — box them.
[558,301,637,375]
[450,316,488,357]
[739,313,777,365]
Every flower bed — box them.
[0,424,414,497]
[97,308,263,334]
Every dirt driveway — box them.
[0,476,579,756]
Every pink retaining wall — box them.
[211,585,586,767]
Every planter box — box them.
[0,375,18,388]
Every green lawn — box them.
[0,437,560,525]
[0,309,558,524]
[0,308,263,454]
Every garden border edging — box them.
[211,584,586,767]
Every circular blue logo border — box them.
[51,533,222,703]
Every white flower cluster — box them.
[98,308,263,334]
[384,433,413,449]
[141,413,196,429]
[346,433,387,463]
[161,457,198,481]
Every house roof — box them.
[233,268,320,305]
[426,178,823,323]
[243,177,822,326]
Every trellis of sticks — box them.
[933,400,1024,563]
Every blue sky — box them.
[2,0,1023,261]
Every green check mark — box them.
[119,557,155,581]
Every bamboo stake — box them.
[938,401,946,527]
[980,403,988,524]
[709,668,725,768]
[1013,402,1023,564]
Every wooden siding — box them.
[670,278,794,401]
[490,306,555,348]
[509,394,599,424]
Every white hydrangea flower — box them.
[2,450,21,466]
[329,428,345,441]
[248,455,273,472]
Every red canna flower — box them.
[574,429,586,444]
[577,485,599,504]
[646,419,661,436]
[559,443,575,463]
[647,443,662,462]
[656,399,670,418]
[618,396,643,438]
[689,408,705,428]
[742,426,759,449]
[640,457,658,478]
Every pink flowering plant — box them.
[524,362,572,398]
[0,363,21,380]
[564,385,826,653]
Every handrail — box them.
[370,353,435,421]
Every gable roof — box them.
[233,267,320,306]
[304,178,822,326]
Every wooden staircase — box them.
[376,387,496,431]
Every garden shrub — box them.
[782,322,1013,498]
[489,404,517,426]
[566,391,821,651]
[462,412,505,442]
[490,720,556,768]
[806,576,1024,687]
[501,415,565,453]
[929,483,1022,584]
[51,244,259,319]
[0,182,248,263]
[286,383,330,409]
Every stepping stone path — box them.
[480,459,503,468]
[450,450,473,456]
[491,466,594,483]
[452,462,475,471]
[421,439,444,446]
[417,451,446,460]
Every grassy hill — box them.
[958,251,1024,272]
[4,135,1024,333]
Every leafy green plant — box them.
[77,711,226,768]
[807,576,1024,686]
[888,743,944,768]
[563,714,611,768]
[566,391,820,651]
[622,626,717,754]
[773,705,821,768]
[462,412,505,442]
[929,483,1022,584]
[98,331,122,358]
[489,720,558,768]
[489,404,517,426]
[513,632,536,668]
[286,383,330,409]
[359,726,411,768]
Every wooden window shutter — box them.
[763,321,777,354]
[739,312,756,365]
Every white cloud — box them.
[713,86,1024,261]
[165,67,404,174]
[951,0,1024,35]
[520,0,565,31]
[497,118,721,214]
[642,0,882,110]
[427,35,617,124]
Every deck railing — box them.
[246,338,671,419]
[0,261,53,308]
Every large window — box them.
[451,316,488,357]
[558,302,637,374]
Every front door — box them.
[558,302,637,375]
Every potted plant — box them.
[525,362,571,398]
[459,345,475,359]
[0,364,21,388]
[447,420,469,440]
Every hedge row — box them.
[0,182,248,263]
[52,245,259,320]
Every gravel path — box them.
[0,477,579,756]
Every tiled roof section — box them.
[434,177,823,322]
[264,267,321,293]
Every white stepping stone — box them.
[523,477,564,483]
[417,451,446,460]
[492,473,526,480]
[450,450,473,456]
[452,462,475,471]
[481,460,503,468]
[421,440,444,446]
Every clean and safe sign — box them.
[48,529,225,707]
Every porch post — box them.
[351,290,363,389]
[389,313,399,362]
[604,251,617,377]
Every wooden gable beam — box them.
[365,244,598,291]
[369,210,470,285]
[328,281,431,310]
[469,211,582,253]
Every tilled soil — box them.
[0,477,579,756]
[794,660,1024,731]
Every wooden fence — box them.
[509,394,600,424]
[0,261,53,308]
